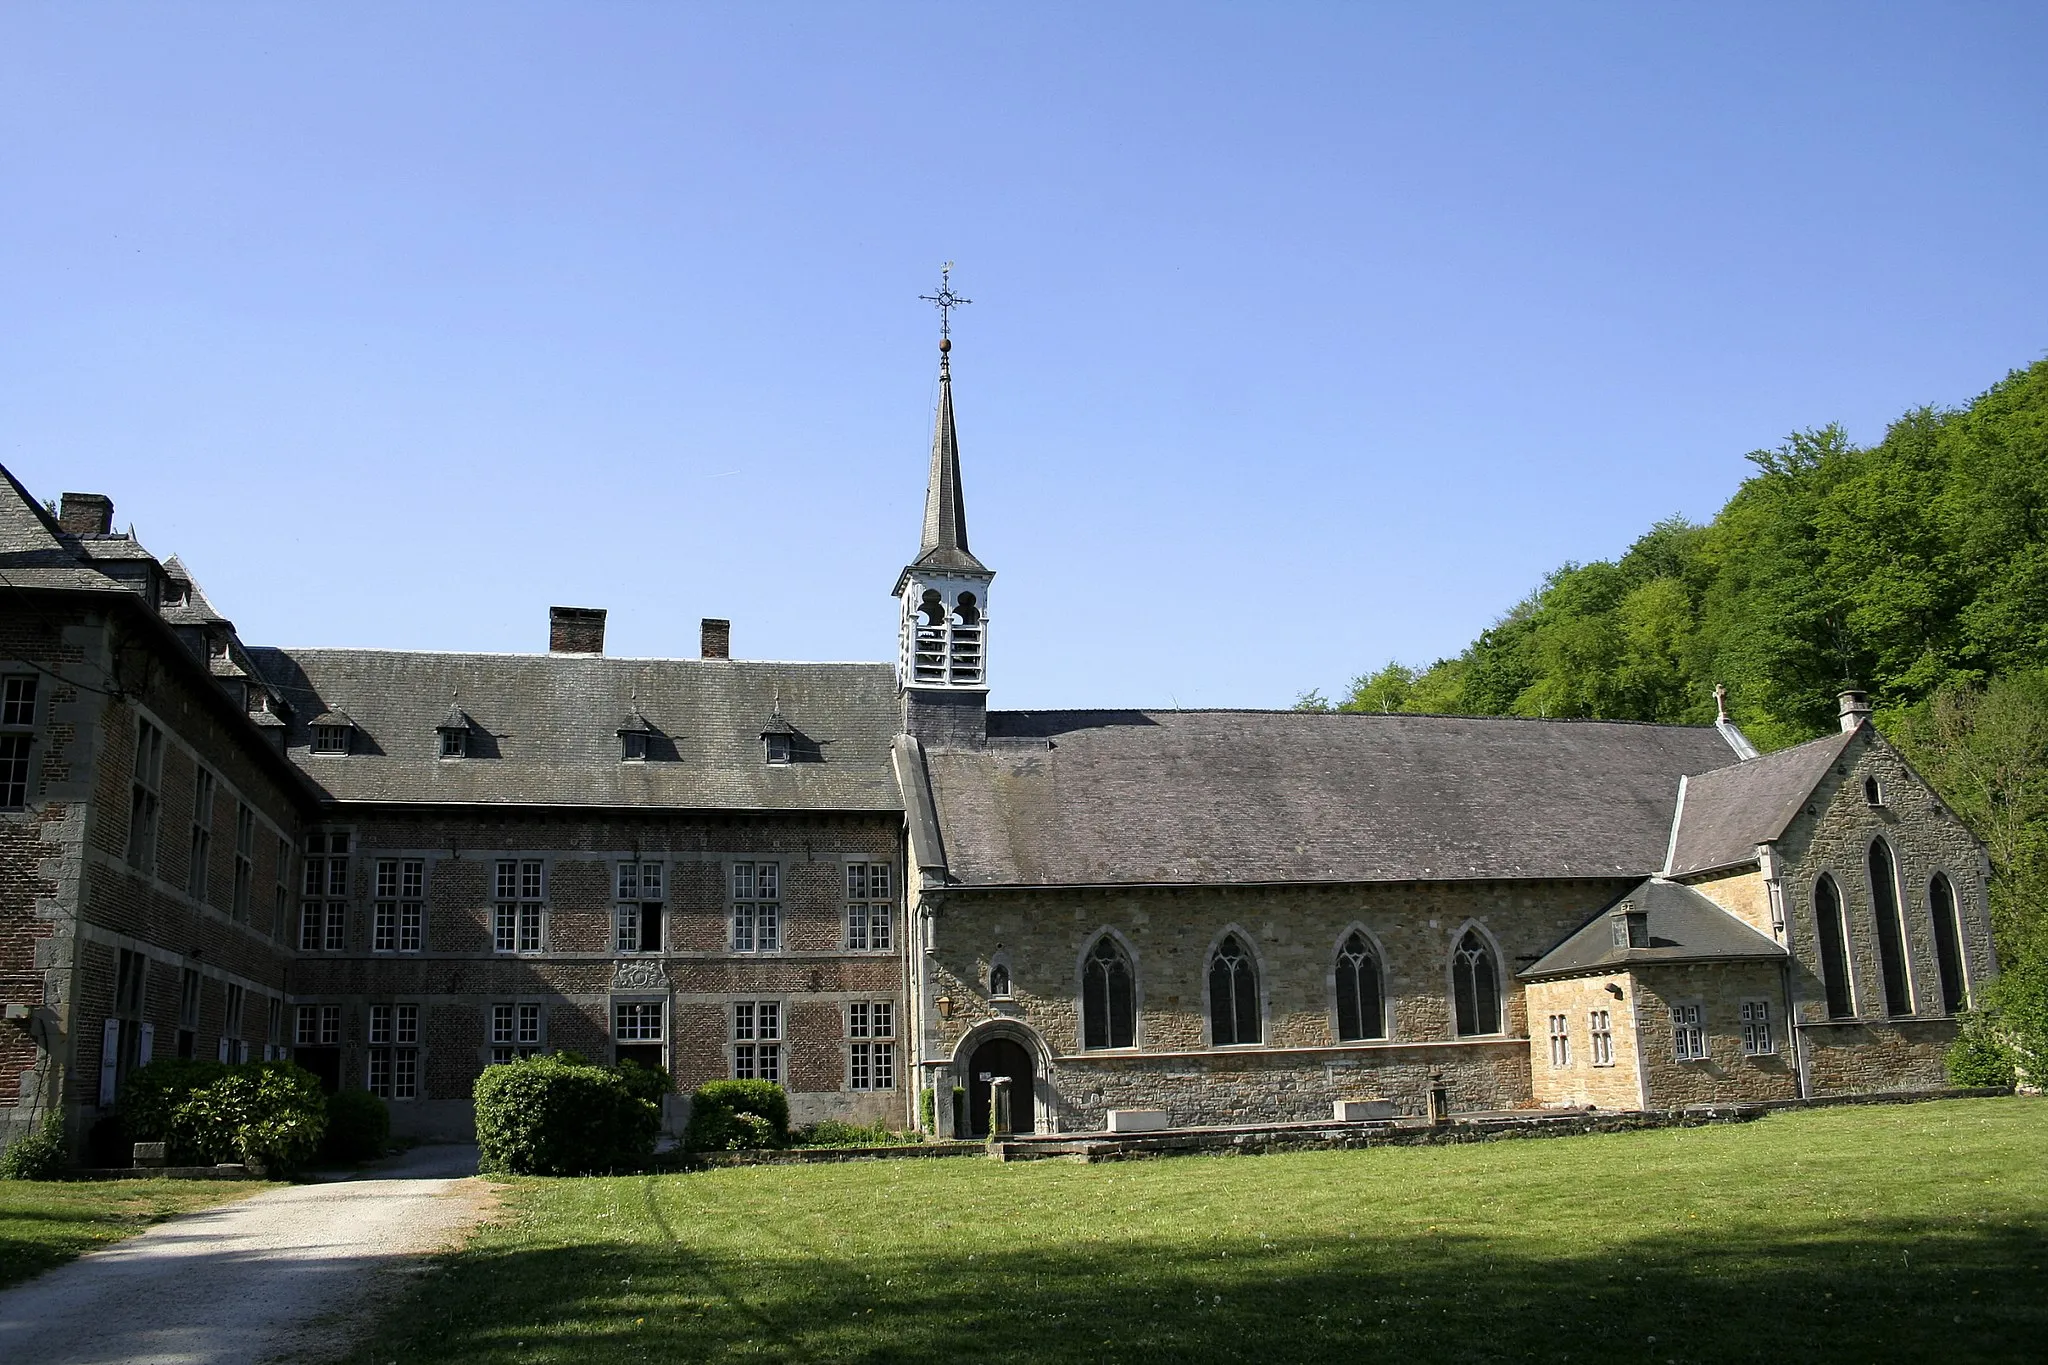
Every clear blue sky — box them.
[4,4,2043,709]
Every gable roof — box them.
[1521,877,1787,980]
[919,709,1743,887]
[0,465,127,593]
[1663,728,1859,877]
[248,648,905,811]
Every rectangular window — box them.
[845,862,893,952]
[615,861,664,953]
[312,724,350,755]
[232,803,255,921]
[187,768,216,900]
[732,1000,781,1082]
[301,833,350,951]
[274,837,292,940]
[1671,1003,1707,1061]
[224,983,245,1056]
[848,1000,894,1090]
[490,1002,545,1063]
[494,859,545,952]
[615,1001,664,1041]
[731,862,780,952]
[1589,1009,1615,1067]
[295,1004,342,1046]
[126,719,165,870]
[367,1003,420,1100]
[0,675,35,809]
[177,967,201,1059]
[111,948,147,1094]
[373,858,426,953]
[1547,1012,1571,1068]
[1740,999,1776,1056]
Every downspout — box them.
[1761,842,1809,1100]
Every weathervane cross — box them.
[920,262,971,341]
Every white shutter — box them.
[139,1021,155,1066]
[99,1019,120,1105]
[216,1036,231,1062]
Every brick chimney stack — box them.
[700,618,731,660]
[58,493,114,536]
[548,606,606,655]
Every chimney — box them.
[700,618,731,660]
[58,493,114,536]
[1838,688,1873,733]
[548,606,606,655]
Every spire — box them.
[897,265,989,592]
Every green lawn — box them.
[0,1178,278,1290]
[356,1098,2047,1363]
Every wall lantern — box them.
[935,994,957,1021]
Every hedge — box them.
[685,1079,789,1152]
[320,1089,392,1165]
[474,1057,661,1175]
[119,1059,327,1173]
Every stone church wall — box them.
[1524,972,1645,1111]
[1630,961,1800,1107]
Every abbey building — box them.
[0,341,2000,1155]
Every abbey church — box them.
[0,335,2000,1155]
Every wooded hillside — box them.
[1309,357,2048,1079]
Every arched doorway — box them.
[966,1036,1034,1137]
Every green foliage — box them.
[0,1115,67,1181]
[793,1118,920,1148]
[119,1058,228,1163]
[319,1088,392,1165]
[951,1086,967,1139]
[119,1059,325,1172]
[1944,1012,2017,1089]
[474,1056,661,1176]
[918,1087,936,1133]
[174,1064,327,1173]
[612,1060,674,1108]
[684,1080,790,1152]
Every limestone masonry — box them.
[0,341,1997,1156]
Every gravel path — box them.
[0,1144,493,1365]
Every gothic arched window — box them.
[1335,932,1385,1041]
[1815,875,1854,1018]
[1868,840,1913,1016]
[1929,873,1967,1014]
[1081,936,1134,1049]
[1451,930,1501,1037]
[1208,934,1260,1045]
[989,961,1011,998]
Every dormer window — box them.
[1863,776,1885,807]
[162,582,189,608]
[1609,907,1650,949]
[622,731,647,762]
[762,710,796,765]
[312,725,350,755]
[436,705,472,760]
[765,733,792,765]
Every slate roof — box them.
[247,648,905,811]
[1663,729,1859,877]
[1521,877,1787,980]
[919,710,1743,887]
[0,465,127,593]
[160,555,232,627]
[898,351,988,587]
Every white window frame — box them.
[295,1003,342,1047]
[1546,1012,1571,1068]
[1740,999,1776,1056]
[494,859,546,953]
[301,832,350,951]
[373,858,426,953]
[845,862,893,952]
[1589,1008,1615,1067]
[490,1002,546,1063]
[1671,1002,1707,1062]
[848,1000,895,1091]
[731,861,781,953]
[615,860,665,954]
[0,673,33,810]
[126,718,165,870]
[732,999,781,1081]
[232,803,255,921]
[187,767,215,900]
[367,1003,421,1100]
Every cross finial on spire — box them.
[1713,682,1729,722]
[919,262,971,348]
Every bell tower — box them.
[895,266,992,748]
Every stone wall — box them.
[1524,972,1645,1110]
[1631,961,1800,1107]
[1801,1018,1955,1096]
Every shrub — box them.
[613,1059,673,1108]
[474,1056,660,1175]
[320,1088,392,1165]
[121,1059,229,1163]
[176,1063,327,1173]
[1947,1011,2018,1089]
[684,1079,789,1152]
[794,1118,919,1148]
[918,1087,935,1133]
[119,1059,326,1172]
[951,1086,967,1139]
[0,1115,68,1180]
